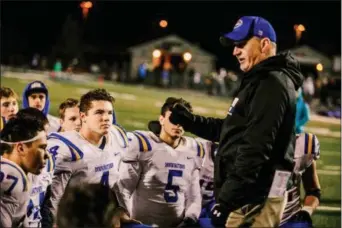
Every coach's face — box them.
[159,110,184,138]
[233,37,267,72]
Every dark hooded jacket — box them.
[185,52,304,211]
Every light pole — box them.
[294,24,305,44]
[80,1,93,19]
[159,19,168,29]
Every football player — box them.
[14,108,55,227]
[280,132,321,228]
[58,98,81,132]
[115,97,203,227]
[0,109,49,227]
[0,87,19,130]
[147,120,217,218]
[42,89,137,227]
[22,80,60,133]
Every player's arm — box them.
[169,104,224,142]
[41,138,75,228]
[0,167,28,228]
[302,160,321,215]
[114,132,149,212]
[183,168,202,224]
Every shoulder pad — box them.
[48,132,84,161]
[296,133,320,160]
[131,130,153,152]
[184,136,205,158]
[111,124,129,148]
[0,160,29,193]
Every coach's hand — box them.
[169,103,194,130]
[210,203,229,227]
[112,208,142,228]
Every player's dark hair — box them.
[160,97,193,116]
[59,98,79,119]
[0,108,47,154]
[79,89,115,113]
[57,183,119,228]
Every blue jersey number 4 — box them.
[164,169,183,203]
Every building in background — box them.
[127,34,216,87]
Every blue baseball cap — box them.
[220,16,276,45]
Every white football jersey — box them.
[195,138,216,207]
[280,133,320,225]
[0,157,31,228]
[47,114,61,134]
[116,130,202,227]
[24,155,54,227]
[46,124,128,218]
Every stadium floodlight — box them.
[183,52,192,62]
[316,63,323,72]
[152,49,162,58]
[159,20,168,28]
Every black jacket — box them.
[185,52,304,211]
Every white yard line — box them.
[323,165,341,170]
[321,151,341,156]
[317,206,341,212]
[317,170,340,176]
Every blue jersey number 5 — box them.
[164,169,183,203]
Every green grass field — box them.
[2,76,341,227]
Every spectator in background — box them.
[302,76,315,104]
[137,62,148,84]
[216,68,227,96]
[53,59,63,79]
[295,88,310,134]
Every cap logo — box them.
[30,82,42,89]
[234,19,243,29]
[258,30,263,36]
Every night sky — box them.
[1,1,341,70]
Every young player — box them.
[116,97,203,227]
[22,80,60,133]
[0,109,49,227]
[0,87,19,130]
[58,98,81,132]
[280,132,321,228]
[42,89,135,227]
[14,108,55,227]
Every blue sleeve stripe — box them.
[112,124,128,148]
[132,132,144,152]
[196,142,205,158]
[49,133,84,161]
[134,131,152,151]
